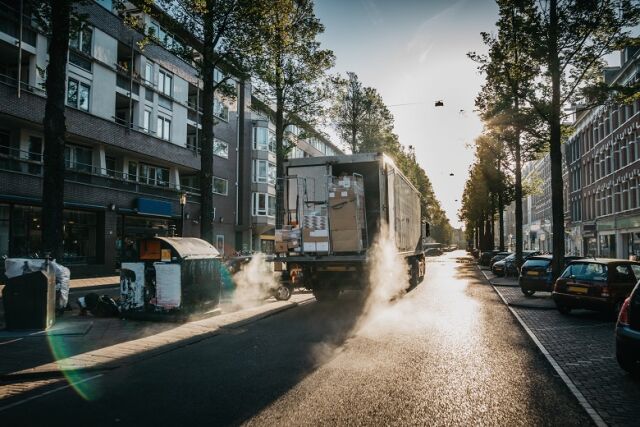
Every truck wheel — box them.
[521,289,535,297]
[274,285,292,301]
[408,261,419,290]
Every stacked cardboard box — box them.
[274,226,301,253]
[328,176,365,252]
[302,214,329,253]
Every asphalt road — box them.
[2,251,593,426]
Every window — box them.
[213,139,229,158]
[105,156,116,177]
[66,78,90,111]
[252,159,276,184]
[128,161,138,181]
[65,144,92,172]
[70,26,92,56]
[214,98,228,121]
[561,262,607,281]
[143,110,151,132]
[139,164,169,187]
[157,116,171,140]
[158,95,172,111]
[144,62,154,85]
[216,235,225,255]
[63,210,97,264]
[158,69,172,97]
[213,177,228,195]
[27,136,42,175]
[252,192,276,217]
[253,127,276,153]
[69,51,92,72]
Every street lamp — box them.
[179,193,187,237]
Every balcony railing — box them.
[0,150,201,201]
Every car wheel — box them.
[616,349,640,375]
[556,304,572,315]
[274,285,292,301]
[522,289,535,297]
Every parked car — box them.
[490,252,512,268]
[493,251,540,277]
[519,255,584,296]
[552,259,640,318]
[502,250,541,276]
[425,248,443,257]
[616,281,640,375]
[479,250,501,266]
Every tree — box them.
[534,0,640,278]
[329,72,367,153]
[124,0,262,243]
[252,0,334,228]
[40,0,76,261]
[470,0,545,266]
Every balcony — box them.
[0,149,201,202]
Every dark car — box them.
[616,281,640,375]
[490,252,512,268]
[552,259,640,318]
[519,255,584,296]
[425,248,443,257]
[502,250,541,276]
[479,250,500,266]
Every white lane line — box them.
[0,374,103,412]
[476,265,608,427]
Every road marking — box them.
[477,265,608,427]
[0,374,103,412]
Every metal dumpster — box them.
[2,269,55,330]
[120,237,223,318]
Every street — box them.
[1,252,592,426]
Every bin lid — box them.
[153,237,221,259]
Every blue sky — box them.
[315,0,499,228]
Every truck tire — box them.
[408,260,419,290]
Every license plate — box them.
[526,271,539,276]
[568,286,588,294]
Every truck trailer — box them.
[276,152,428,301]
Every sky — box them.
[315,0,500,228]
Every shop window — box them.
[11,205,42,257]
[63,210,97,264]
[0,204,8,259]
[213,177,228,195]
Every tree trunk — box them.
[490,195,495,249]
[199,6,215,243]
[515,132,523,268]
[275,85,285,228]
[42,1,72,261]
[549,0,565,279]
[498,191,505,251]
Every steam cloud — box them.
[229,253,280,310]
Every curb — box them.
[479,270,555,310]
[477,266,607,427]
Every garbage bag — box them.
[78,293,120,317]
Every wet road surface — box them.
[2,252,593,425]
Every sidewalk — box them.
[0,291,315,405]
[479,267,555,310]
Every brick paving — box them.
[480,265,640,426]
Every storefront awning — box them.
[136,198,173,217]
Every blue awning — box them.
[136,198,173,217]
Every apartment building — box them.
[0,0,340,276]
[565,46,640,258]
[247,96,342,253]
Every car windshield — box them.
[523,259,550,268]
[561,263,607,281]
